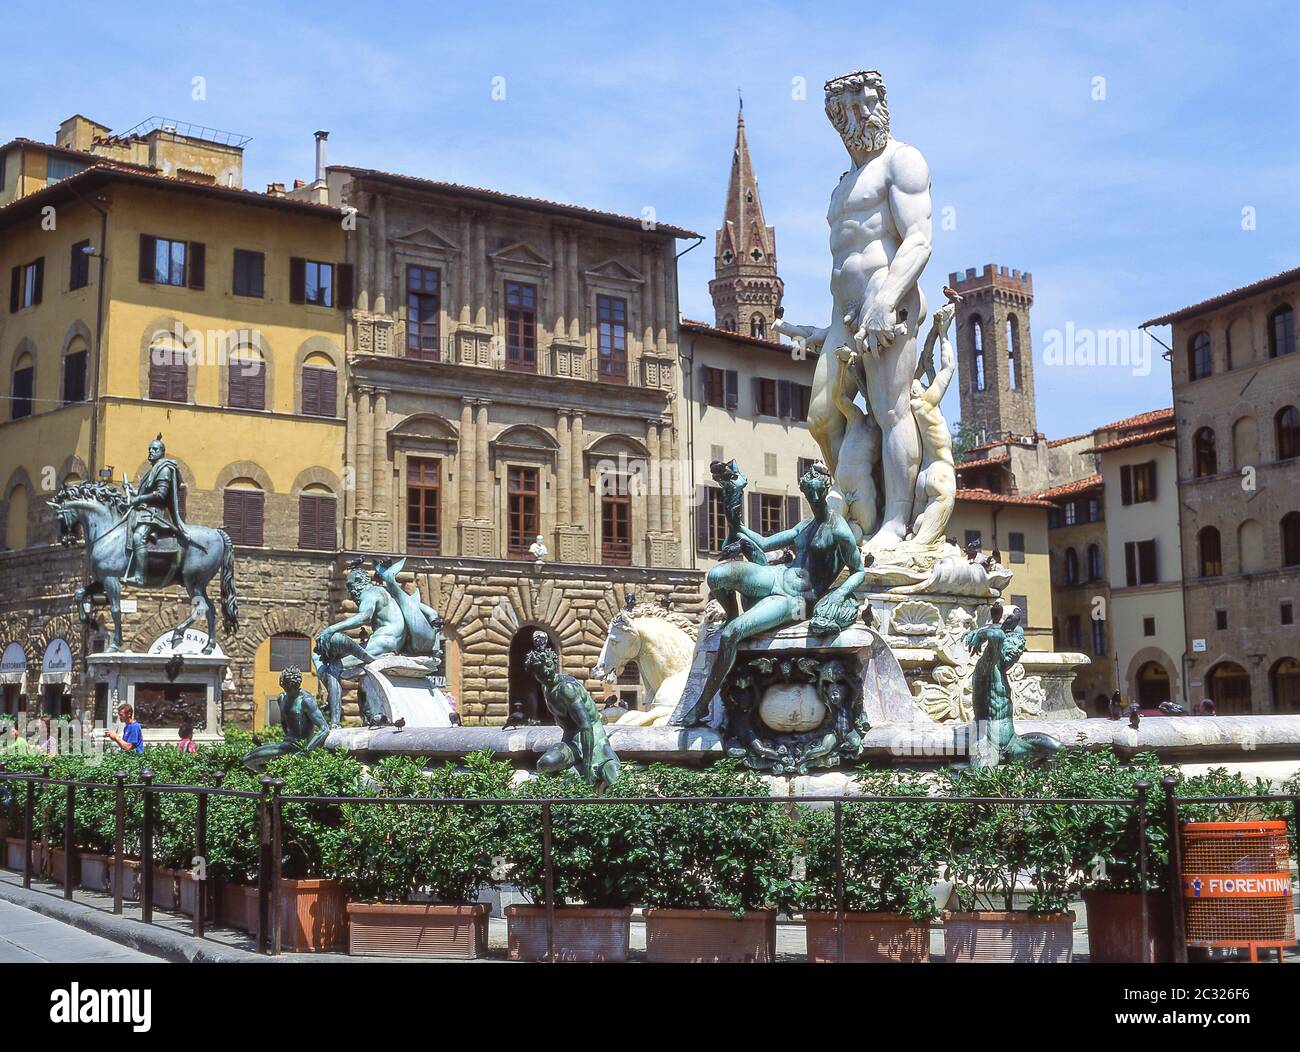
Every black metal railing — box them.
[1,762,1296,963]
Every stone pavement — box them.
[0,899,161,963]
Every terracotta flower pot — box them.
[505,905,632,962]
[47,847,80,887]
[346,902,491,959]
[278,878,349,952]
[151,867,184,912]
[804,911,932,963]
[218,882,260,933]
[77,853,144,900]
[1082,889,1173,963]
[943,911,1075,963]
[644,908,777,963]
[2,836,36,872]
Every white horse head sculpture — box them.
[592,604,697,721]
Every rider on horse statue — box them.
[123,434,189,586]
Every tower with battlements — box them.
[709,105,783,339]
[949,264,1037,443]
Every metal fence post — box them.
[542,801,555,964]
[1161,775,1187,963]
[193,782,208,939]
[270,778,284,957]
[140,770,155,923]
[22,775,35,888]
[1135,780,1150,964]
[257,776,272,954]
[834,799,845,965]
[112,771,126,914]
[62,780,75,900]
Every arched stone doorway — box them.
[1205,661,1252,714]
[1269,658,1300,713]
[508,625,558,724]
[1135,661,1171,708]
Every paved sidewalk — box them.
[0,899,161,963]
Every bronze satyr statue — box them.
[523,632,620,789]
[242,666,330,772]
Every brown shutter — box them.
[187,242,205,290]
[8,266,18,313]
[301,366,318,415]
[319,368,337,416]
[249,358,265,410]
[228,362,244,408]
[785,495,802,530]
[139,235,156,283]
[336,263,354,309]
[1124,541,1136,586]
[149,353,168,400]
[299,494,336,550]
[747,492,761,532]
[1120,464,1132,506]
[695,486,709,551]
[724,369,738,410]
[1146,461,1157,501]
[777,380,792,419]
[169,351,188,402]
[289,257,306,303]
[31,257,43,305]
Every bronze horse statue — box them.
[49,481,238,653]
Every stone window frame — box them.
[490,423,560,558]
[388,414,460,554]
[490,243,553,372]
[60,320,92,406]
[291,466,342,552]
[584,432,650,568]
[390,227,462,360]
[218,329,276,413]
[1,466,35,550]
[582,260,646,381]
[292,337,344,419]
[137,315,200,405]
[8,336,37,420]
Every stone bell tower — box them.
[709,102,783,339]
[949,264,1038,443]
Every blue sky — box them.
[5,0,1297,436]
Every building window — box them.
[148,341,188,403]
[1006,316,1020,390]
[1091,618,1107,656]
[223,485,265,546]
[1198,526,1222,577]
[1063,501,1078,526]
[698,486,727,552]
[1192,427,1216,477]
[507,466,539,557]
[227,351,266,411]
[1283,512,1300,567]
[1188,330,1212,380]
[1206,661,1252,714]
[1063,547,1079,584]
[601,491,632,565]
[755,378,778,416]
[1272,658,1300,712]
[1007,531,1025,564]
[406,457,441,555]
[1086,543,1103,581]
[1268,304,1295,359]
[702,366,737,409]
[1120,461,1157,505]
[1143,616,1155,637]
[298,490,336,551]
[233,249,265,298]
[69,241,90,291]
[62,349,87,404]
[1215,609,1228,631]
[764,453,778,477]
[1066,615,1082,649]
[757,494,784,535]
[597,295,628,383]
[10,354,34,419]
[972,317,985,391]
[504,281,537,372]
[1282,602,1294,626]
[9,258,44,311]
[797,457,817,479]
[269,633,311,671]
[301,360,337,417]
[1275,406,1300,460]
[406,265,441,359]
[750,314,766,340]
[1010,594,1028,624]
[1125,539,1158,585]
[776,380,811,421]
[289,258,350,308]
[1086,497,1102,523]
[139,236,202,288]
[964,529,981,550]
[47,156,82,182]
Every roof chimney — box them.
[314,130,329,183]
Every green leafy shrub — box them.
[322,752,515,904]
[629,762,797,914]
[263,749,366,879]
[789,769,942,919]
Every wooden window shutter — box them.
[301,366,318,415]
[1120,464,1132,506]
[169,351,188,402]
[1124,541,1137,586]
[249,359,266,409]
[302,366,336,416]
[777,379,793,419]
[724,369,738,410]
[8,266,18,313]
[187,242,205,290]
[228,361,245,408]
[336,263,354,310]
[298,495,314,548]
[747,492,761,531]
[138,235,156,283]
[695,486,709,550]
[299,494,337,550]
[289,257,306,304]
[318,368,337,416]
[31,257,43,305]
[1146,461,1157,501]
[149,352,169,400]
[785,495,802,530]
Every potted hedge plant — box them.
[938,762,1075,963]
[1,752,51,875]
[500,772,651,962]
[72,752,146,899]
[636,762,796,963]
[793,769,941,963]
[1048,748,1174,962]
[327,752,514,959]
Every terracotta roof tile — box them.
[954,454,1010,472]
[954,487,1055,509]
[1143,266,1300,326]
[679,318,814,357]
[1090,425,1176,454]
[1094,407,1174,434]
[1032,474,1104,500]
[333,165,701,239]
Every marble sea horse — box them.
[964,606,1060,767]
